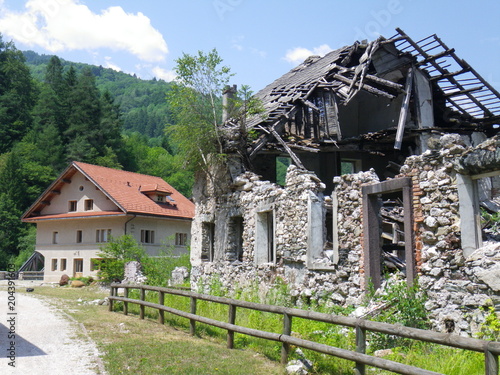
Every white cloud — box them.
[152,66,176,82]
[284,44,333,65]
[0,0,168,62]
[104,57,121,72]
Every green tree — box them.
[0,34,36,153]
[96,235,147,282]
[167,49,233,173]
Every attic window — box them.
[157,195,165,203]
[84,199,94,211]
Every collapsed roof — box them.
[231,28,500,170]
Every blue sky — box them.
[0,0,499,93]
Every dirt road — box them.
[0,285,104,375]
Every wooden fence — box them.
[109,283,500,375]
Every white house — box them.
[22,161,195,282]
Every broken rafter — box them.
[268,127,305,169]
[331,74,395,100]
[394,65,414,150]
[249,107,298,160]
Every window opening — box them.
[201,222,215,262]
[96,229,111,243]
[52,231,59,244]
[69,200,77,212]
[76,230,83,243]
[362,178,415,289]
[255,210,275,264]
[227,216,244,261]
[175,233,188,246]
[141,230,155,244]
[276,156,291,186]
[51,258,58,271]
[60,259,67,271]
[73,258,83,278]
[84,199,94,211]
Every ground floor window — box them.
[141,229,155,244]
[73,258,83,277]
[51,258,58,271]
[60,258,67,271]
[175,232,188,246]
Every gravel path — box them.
[0,286,105,375]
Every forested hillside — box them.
[23,50,173,138]
[0,36,193,269]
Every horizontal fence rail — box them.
[109,283,500,375]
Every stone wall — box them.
[398,134,500,335]
[190,134,500,336]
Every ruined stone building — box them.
[190,28,500,334]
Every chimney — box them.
[222,84,237,123]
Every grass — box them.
[19,285,284,375]
[15,284,489,375]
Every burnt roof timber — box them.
[331,74,396,99]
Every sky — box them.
[0,0,499,93]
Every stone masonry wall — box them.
[191,134,500,336]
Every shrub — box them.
[95,235,147,283]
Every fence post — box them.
[139,287,145,320]
[123,287,129,315]
[108,285,115,312]
[281,312,292,364]
[190,297,197,336]
[355,323,366,375]
[158,291,165,324]
[227,304,236,349]
[485,343,499,375]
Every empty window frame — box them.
[227,216,244,261]
[457,171,500,257]
[362,177,415,290]
[340,159,361,175]
[68,200,77,212]
[76,230,83,243]
[255,210,275,265]
[141,230,155,244]
[51,258,58,271]
[201,222,215,262]
[84,199,94,211]
[60,258,67,272]
[96,229,111,243]
[175,233,188,246]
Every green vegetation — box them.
[96,234,191,287]
[114,278,485,374]
[24,286,283,375]
[364,278,430,350]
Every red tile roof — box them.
[22,162,195,221]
